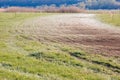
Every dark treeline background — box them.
[0,0,120,9]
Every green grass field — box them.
[97,14,120,27]
[0,13,120,80]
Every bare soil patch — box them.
[18,14,120,57]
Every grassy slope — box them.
[0,13,120,80]
[97,14,120,27]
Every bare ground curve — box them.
[17,14,120,57]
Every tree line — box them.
[83,0,120,9]
[0,0,120,9]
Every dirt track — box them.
[18,14,120,56]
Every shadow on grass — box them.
[28,52,83,67]
[69,51,120,73]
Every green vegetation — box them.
[0,13,120,80]
[97,14,120,27]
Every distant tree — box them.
[85,0,120,9]
[78,2,86,9]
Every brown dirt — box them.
[18,14,120,57]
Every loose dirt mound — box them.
[18,14,120,57]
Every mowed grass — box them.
[0,13,120,80]
[97,13,120,27]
